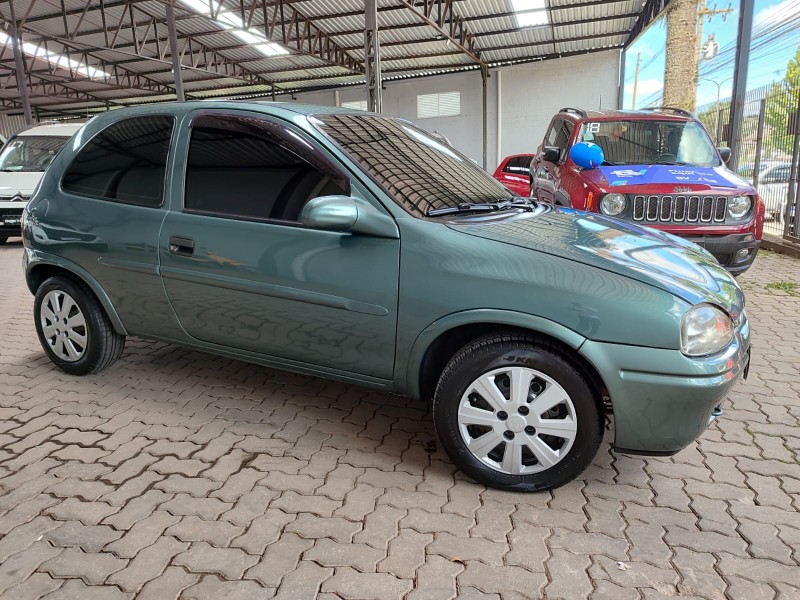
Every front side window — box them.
[503,157,531,175]
[184,115,348,223]
[0,135,70,173]
[553,121,574,161]
[314,114,513,217]
[62,116,174,206]
[579,119,720,167]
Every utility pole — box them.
[696,0,732,65]
[631,53,641,110]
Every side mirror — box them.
[300,195,399,238]
[718,147,731,163]
[541,146,561,163]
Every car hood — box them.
[0,171,43,198]
[447,206,745,317]
[582,164,755,193]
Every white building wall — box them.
[292,49,620,170]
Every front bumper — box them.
[580,313,750,455]
[0,206,24,238]
[682,232,760,274]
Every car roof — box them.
[17,122,85,137]
[560,108,692,122]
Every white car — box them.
[0,122,83,244]
[747,162,792,223]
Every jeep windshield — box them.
[312,114,518,217]
[0,135,70,172]
[579,120,720,168]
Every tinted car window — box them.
[184,116,348,223]
[315,114,512,216]
[0,136,70,172]
[62,116,173,206]
[554,121,574,161]
[768,167,790,183]
[502,157,531,175]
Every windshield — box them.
[0,135,70,172]
[313,114,513,216]
[579,120,720,167]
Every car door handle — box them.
[169,236,195,256]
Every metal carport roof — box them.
[0,0,669,116]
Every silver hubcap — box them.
[457,366,578,475]
[40,290,87,362]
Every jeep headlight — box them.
[600,193,626,216]
[728,195,751,219]
[681,304,734,357]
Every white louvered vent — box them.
[417,92,461,118]
[341,100,369,111]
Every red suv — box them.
[530,107,765,275]
[493,153,534,197]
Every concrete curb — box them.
[760,233,800,260]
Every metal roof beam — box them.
[626,0,673,46]
[395,0,484,66]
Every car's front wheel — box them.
[433,335,602,491]
[34,275,125,375]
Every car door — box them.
[550,119,576,206]
[532,120,560,203]
[496,156,531,196]
[53,114,182,339]
[158,111,400,380]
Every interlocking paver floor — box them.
[1,240,799,600]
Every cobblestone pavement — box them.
[1,240,799,600]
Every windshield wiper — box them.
[427,198,535,217]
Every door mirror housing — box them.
[300,195,399,238]
[541,146,561,163]
[717,147,731,163]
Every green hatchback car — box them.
[22,103,750,491]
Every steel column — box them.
[9,0,33,125]
[728,0,753,170]
[165,2,185,102]
[752,98,766,187]
[481,64,488,170]
[364,0,382,112]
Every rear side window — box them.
[62,116,174,207]
[502,156,531,175]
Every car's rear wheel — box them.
[433,335,602,491]
[34,276,125,375]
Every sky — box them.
[621,0,800,110]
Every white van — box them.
[0,122,84,244]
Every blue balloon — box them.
[570,142,604,170]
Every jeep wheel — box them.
[34,276,125,375]
[433,335,602,491]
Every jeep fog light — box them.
[600,193,626,216]
[681,304,734,357]
[728,195,751,219]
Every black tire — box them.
[433,335,602,492]
[0,237,7,245]
[34,275,125,375]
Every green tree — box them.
[764,47,800,156]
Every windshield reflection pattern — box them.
[0,136,70,172]
[580,120,719,168]
[314,115,512,216]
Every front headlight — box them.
[728,195,751,219]
[600,193,626,216]
[681,304,734,357]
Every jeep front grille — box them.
[632,195,727,224]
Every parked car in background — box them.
[23,103,750,491]
[530,107,765,275]
[493,153,534,196]
[739,161,792,223]
[0,122,83,244]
